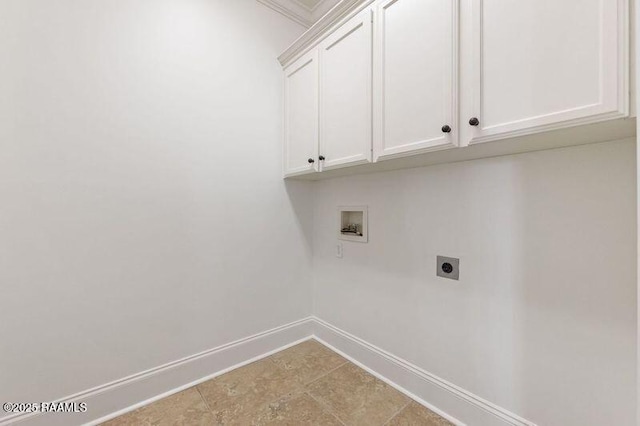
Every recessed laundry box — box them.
[338,206,368,243]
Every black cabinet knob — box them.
[469,117,480,126]
[441,125,452,133]
[308,158,315,164]
[319,155,326,161]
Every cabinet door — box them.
[284,50,319,177]
[374,0,459,161]
[319,9,373,171]
[462,0,629,146]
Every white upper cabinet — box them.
[284,50,319,177]
[461,0,629,146]
[279,0,631,179]
[374,0,459,161]
[319,9,373,171]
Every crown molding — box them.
[278,0,372,67]
[257,0,341,29]
[257,0,315,27]
[310,0,341,17]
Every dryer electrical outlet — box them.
[437,256,459,280]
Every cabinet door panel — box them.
[374,0,458,161]
[320,10,373,171]
[463,0,628,145]
[284,50,319,177]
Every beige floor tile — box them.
[271,340,347,384]
[307,363,410,426]
[102,344,450,426]
[252,393,343,425]
[101,387,213,426]
[386,402,453,426]
[197,357,304,425]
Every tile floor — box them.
[103,340,453,425]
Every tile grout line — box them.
[304,390,347,426]
[313,338,452,425]
[301,342,413,426]
[268,340,349,386]
[267,341,351,424]
[305,342,409,426]
[381,400,412,426]
[194,385,215,418]
[304,359,350,387]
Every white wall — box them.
[313,139,637,426]
[0,2,636,425]
[0,0,311,413]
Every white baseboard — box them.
[311,317,537,426]
[1,317,315,426]
[2,316,536,426]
